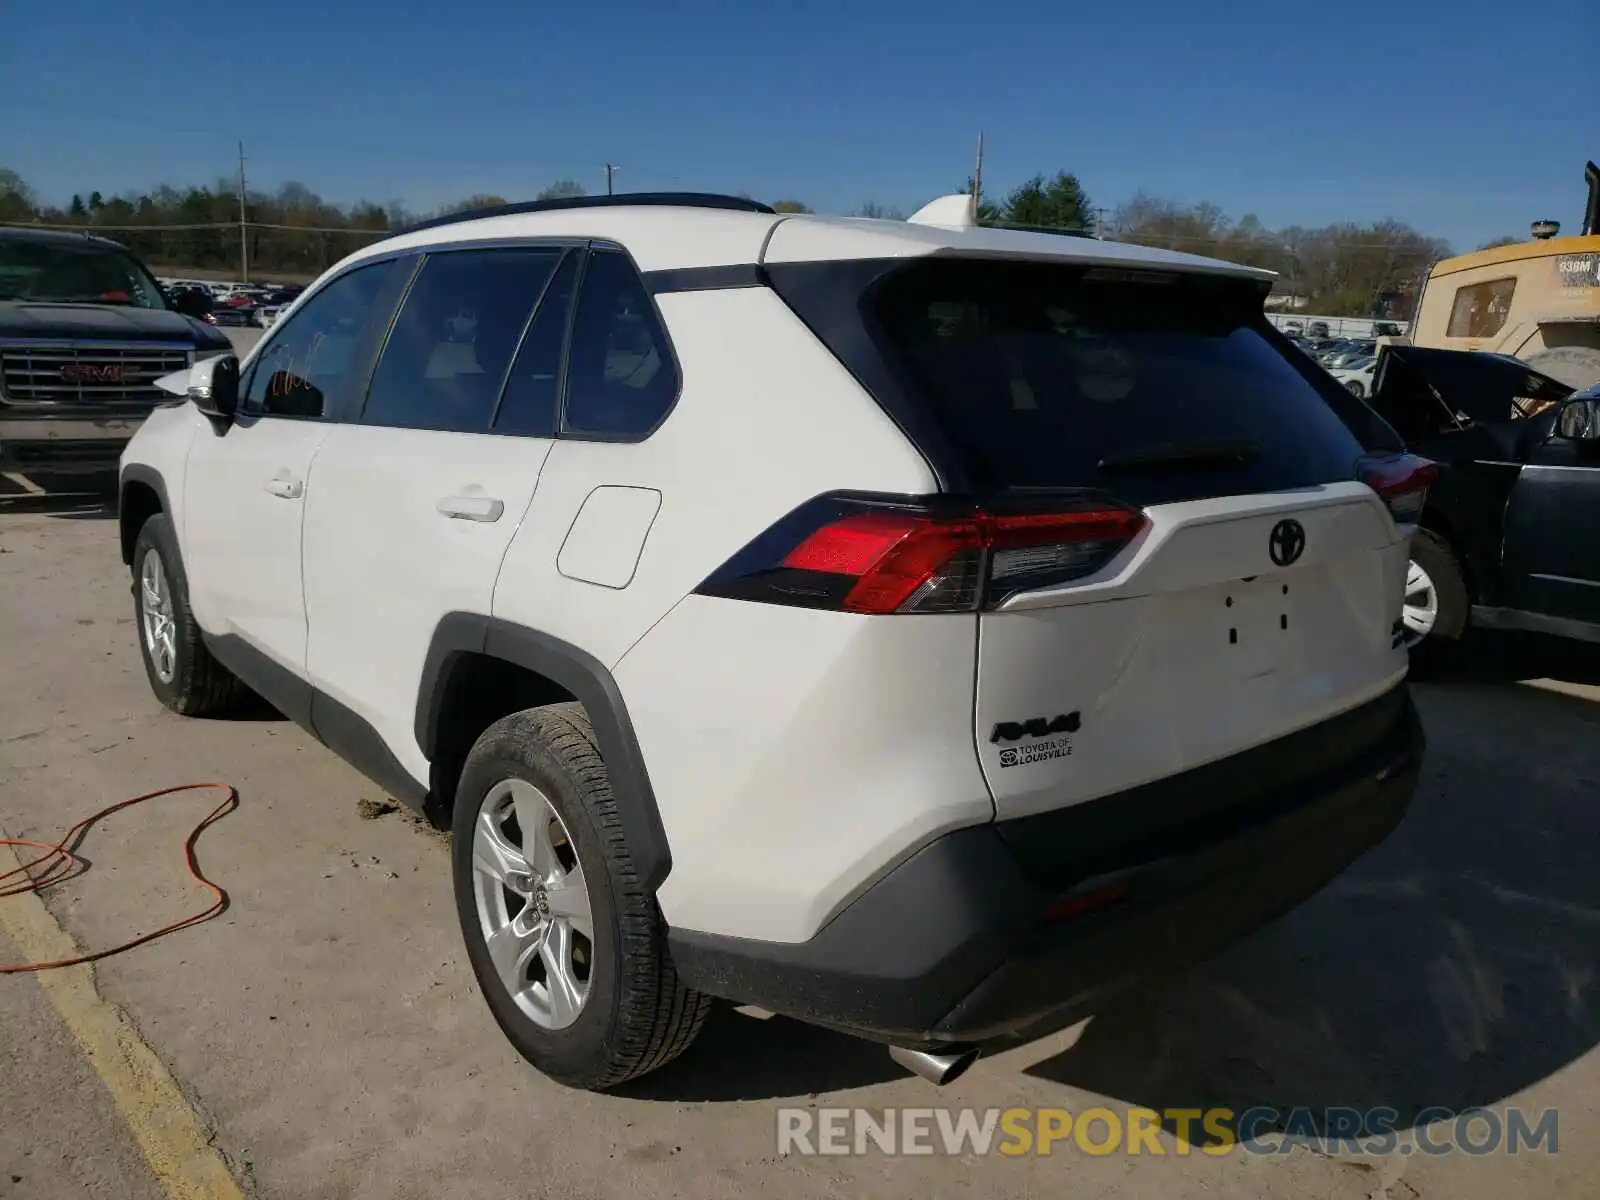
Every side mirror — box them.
[188,354,240,424]
[1555,395,1600,444]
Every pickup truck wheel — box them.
[1404,530,1469,671]
[131,515,250,715]
[453,702,710,1090]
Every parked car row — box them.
[156,277,304,329]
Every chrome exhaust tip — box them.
[888,1043,980,1086]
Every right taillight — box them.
[696,493,1147,614]
[1359,453,1438,526]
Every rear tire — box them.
[1404,530,1470,672]
[131,515,251,716]
[452,702,710,1090]
[1525,346,1600,392]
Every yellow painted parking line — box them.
[0,837,244,1200]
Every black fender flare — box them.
[416,614,673,892]
[118,464,173,565]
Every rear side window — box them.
[362,247,562,433]
[853,259,1373,500]
[561,249,678,438]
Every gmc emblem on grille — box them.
[61,363,128,383]
[990,711,1081,743]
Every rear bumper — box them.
[668,683,1424,1045]
[0,415,144,471]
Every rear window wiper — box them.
[1096,438,1260,473]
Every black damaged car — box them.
[1364,345,1600,660]
[0,226,232,474]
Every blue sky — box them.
[2,0,1594,251]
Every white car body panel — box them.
[616,596,992,943]
[183,416,333,667]
[490,287,935,667]
[975,485,1411,821]
[118,400,199,543]
[301,425,552,785]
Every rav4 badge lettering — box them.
[990,712,1081,743]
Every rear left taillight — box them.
[1359,453,1437,525]
[695,493,1147,614]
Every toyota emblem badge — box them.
[1268,518,1306,567]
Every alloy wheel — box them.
[471,778,594,1029]
[139,549,178,683]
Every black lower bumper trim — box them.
[668,685,1424,1044]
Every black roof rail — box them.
[390,192,777,239]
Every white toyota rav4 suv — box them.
[119,192,1429,1090]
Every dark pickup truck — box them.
[0,226,232,473]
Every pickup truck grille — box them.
[0,343,191,407]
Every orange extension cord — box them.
[0,782,238,973]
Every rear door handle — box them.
[437,495,505,523]
[264,475,303,499]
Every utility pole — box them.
[1093,207,1109,239]
[236,141,249,284]
[605,163,618,196]
[971,132,984,219]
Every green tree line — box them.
[2,165,1456,314]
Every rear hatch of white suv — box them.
[766,252,1427,823]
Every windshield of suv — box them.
[0,238,170,309]
[869,258,1391,499]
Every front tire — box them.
[1404,529,1470,670]
[131,515,250,715]
[452,703,710,1090]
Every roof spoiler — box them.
[1584,161,1600,237]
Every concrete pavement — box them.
[1,485,1596,1199]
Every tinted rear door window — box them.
[494,250,579,437]
[867,259,1372,501]
[362,247,562,433]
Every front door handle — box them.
[437,495,505,523]
[264,475,303,499]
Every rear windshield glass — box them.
[865,259,1381,497]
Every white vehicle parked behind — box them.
[1333,354,1378,397]
[119,192,1429,1091]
